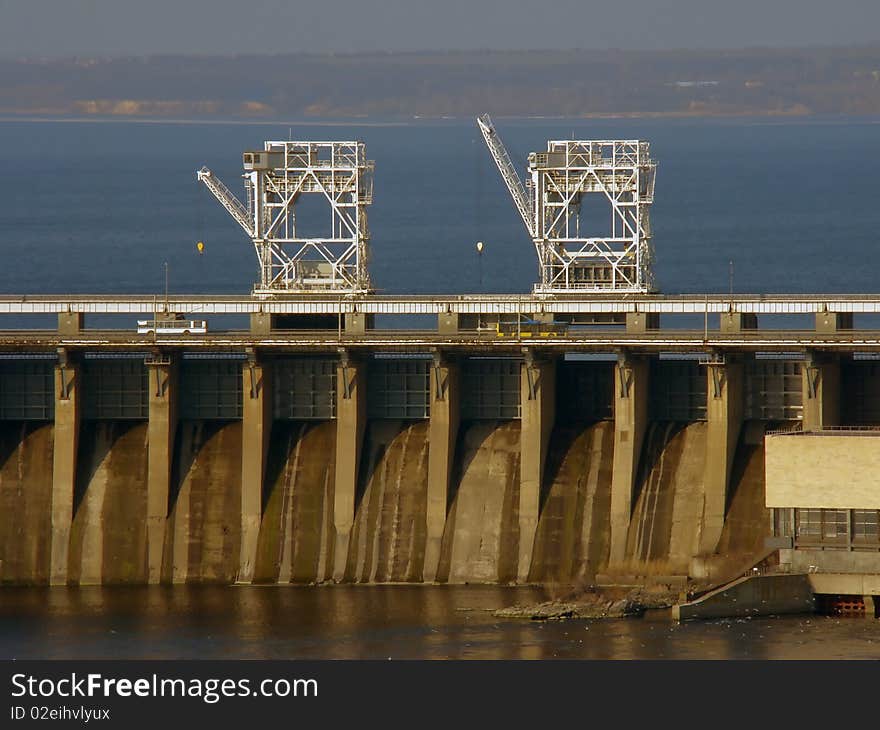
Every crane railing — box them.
[196,166,253,236]
[476,114,535,238]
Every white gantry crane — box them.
[477,114,657,295]
[197,140,374,296]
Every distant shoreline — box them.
[1,112,880,127]
[5,46,880,120]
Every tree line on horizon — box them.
[1,45,879,118]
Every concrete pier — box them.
[239,352,271,584]
[700,358,744,554]
[802,352,840,431]
[437,312,459,334]
[344,313,372,334]
[146,354,178,584]
[50,351,80,585]
[625,312,659,333]
[815,311,853,333]
[519,354,556,581]
[250,312,272,336]
[609,353,649,566]
[720,312,757,333]
[334,354,366,581]
[57,312,84,336]
[426,355,459,582]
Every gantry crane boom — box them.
[196,166,253,237]
[476,114,535,238]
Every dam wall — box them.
[625,421,708,574]
[162,420,243,584]
[68,420,149,584]
[437,420,522,584]
[0,349,857,586]
[254,420,336,584]
[0,421,54,584]
[347,419,430,583]
[528,421,614,585]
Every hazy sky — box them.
[2,0,880,57]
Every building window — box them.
[852,510,880,545]
[794,508,866,548]
[773,508,794,538]
[822,510,849,543]
[795,509,822,541]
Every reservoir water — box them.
[2,116,880,299]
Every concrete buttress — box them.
[609,354,648,566]
[146,354,178,584]
[700,359,744,554]
[50,352,80,585]
[239,355,272,583]
[802,353,840,431]
[334,356,366,581]
[519,355,556,582]
[426,357,459,582]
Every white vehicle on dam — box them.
[137,317,208,335]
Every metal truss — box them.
[198,140,374,296]
[478,115,657,295]
[531,140,656,294]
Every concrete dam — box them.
[0,343,794,587]
[6,128,880,612]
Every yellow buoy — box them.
[196,241,205,254]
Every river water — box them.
[1,585,879,660]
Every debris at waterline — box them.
[494,587,681,621]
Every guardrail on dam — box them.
[0,293,877,588]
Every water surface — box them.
[1,586,878,660]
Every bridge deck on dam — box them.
[6,292,880,315]
[1,291,879,354]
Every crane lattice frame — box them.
[198,139,374,296]
[478,115,657,295]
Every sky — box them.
[1,0,879,58]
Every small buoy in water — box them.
[196,241,205,254]
[476,240,484,254]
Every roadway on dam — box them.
[5,292,880,314]
[1,329,880,353]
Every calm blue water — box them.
[1,116,879,298]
